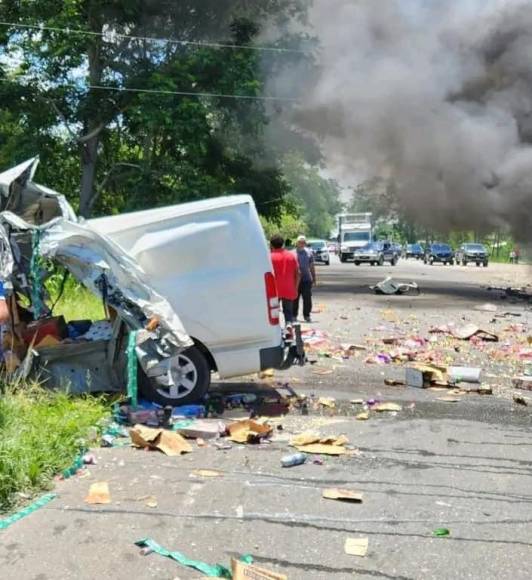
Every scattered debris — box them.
[474,303,498,312]
[356,411,370,421]
[384,378,405,386]
[318,397,336,408]
[291,433,350,455]
[437,396,461,403]
[174,419,226,440]
[191,469,223,478]
[227,420,272,444]
[433,528,451,537]
[135,537,235,577]
[232,558,287,580]
[130,425,192,456]
[0,493,57,530]
[406,364,446,388]
[145,496,158,508]
[373,402,402,412]
[371,277,420,295]
[322,488,363,503]
[344,537,369,557]
[513,376,532,391]
[448,367,481,384]
[281,452,307,467]
[513,395,529,406]
[85,482,111,505]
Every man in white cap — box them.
[294,235,316,322]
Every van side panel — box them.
[89,196,282,377]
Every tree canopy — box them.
[1,0,340,227]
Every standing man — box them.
[270,234,299,326]
[294,235,316,322]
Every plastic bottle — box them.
[281,452,306,468]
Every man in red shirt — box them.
[270,234,299,326]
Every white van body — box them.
[89,195,283,379]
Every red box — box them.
[22,316,68,346]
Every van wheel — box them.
[483,262,488,267]
[391,257,397,266]
[354,261,360,266]
[462,260,467,266]
[378,256,384,266]
[138,346,211,406]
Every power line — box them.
[0,76,299,102]
[0,20,310,55]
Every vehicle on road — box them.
[353,241,400,266]
[0,158,304,407]
[337,212,373,262]
[455,243,489,267]
[424,243,455,265]
[327,241,337,254]
[404,243,424,259]
[307,239,330,265]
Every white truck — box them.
[338,213,373,262]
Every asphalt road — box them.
[1,258,531,580]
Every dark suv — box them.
[353,241,400,266]
[424,243,454,265]
[404,243,424,259]
[455,243,489,267]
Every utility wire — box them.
[0,20,310,54]
[0,76,299,102]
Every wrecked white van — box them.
[0,158,303,405]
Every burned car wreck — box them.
[0,158,193,402]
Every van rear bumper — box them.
[260,346,284,370]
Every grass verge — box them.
[0,382,110,511]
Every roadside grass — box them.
[0,382,111,511]
[53,285,106,322]
[45,272,105,322]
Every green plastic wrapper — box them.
[433,528,450,537]
[0,493,57,530]
[135,538,253,578]
[127,330,139,408]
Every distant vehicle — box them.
[337,213,373,262]
[405,243,424,259]
[455,243,489,267]
[307,239,330,265]
[327,242,337,254]
[424,243,454,265]
[353,241,400,266]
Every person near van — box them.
[270,234,299,325]
[294,235,316,322]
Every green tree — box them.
[0,1,309,217]
[282,152,342,239]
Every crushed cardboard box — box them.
[130,424,192,456]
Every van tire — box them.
[138,346,211,406]
[354,261,360,266]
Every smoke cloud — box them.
[280,0,532,239]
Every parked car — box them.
[327,242,337,255]
[455,243,489,267]
[424,243,454,265]
[0,158,304,406]
[353,241,400,266]
[404,243,424,259]
[307,239,330,265]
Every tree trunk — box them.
[79,133,100,217]
[79,4,104,218]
